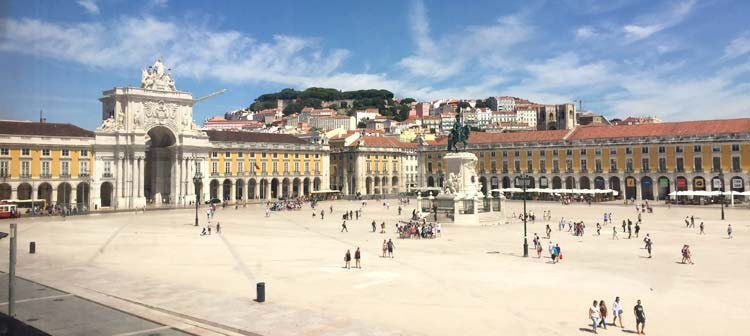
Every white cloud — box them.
[623,0,696,42]
[723,31,750,60]
[575,26,597,39]
[76,0,99,15]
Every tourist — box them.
[371,220,377,232]
[265,207,270,217]
[684,245,694,264]
[634,299,646,335]
[685,216,690,228]
[690,216,695,228]
[596,222,601,236]
[382,240,387,258]
[727,224,733,239]
[354,247,361,268]
[216,222,221,234]
[341,220,348,232]
[381,221,386,234]
[387,239,395,258]
[546,224,552,239]
[608,213,613,225]
[635,222,641,238]
[344,249,351,269]
[603,213,608,225]
[644,234,652,258]
[398,205,402,215]
[627,222,632,239]
[207,225,211,235]
[200,227,207,236]
[559,217,565,231]
[329,205,333,214]
[622,220,626,233]
[589,300,600,334]
[436,222,441,237]
[536,240,542,258]
[312,209,316,218]
[612,226,619,240]
[320,209,325,220]
[612,296,624,328]
[598,300,608,330]
[555,244,562,262]
[699,221,705,234]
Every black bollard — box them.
[29,241,36,254]
[256,282,265,302]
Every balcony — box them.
[60,173,71,178]
[676,167,685,173]
[580,169,588,174]
[711,168,722,173]
[41,173,52,178]
[502,169,509,174]
[640,169,650,173]
[732,167,743,173]
[20,173,31,178]
[693,168,704,173]
[565,168,574,173]
[609,168,618,173]
[539,168,547,173]
[657,168,667,173]
[594,169,603,174]
[79,173,89,177]
[224,172,233,177]
[526,168,533,173]
[625,168,634,173]
[103,172,113,178]
[552,168,560,173]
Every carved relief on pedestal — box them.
[143,100,178,128]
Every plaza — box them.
[0,199,746,335]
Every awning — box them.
[310,189,341,194]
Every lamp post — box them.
[517,174,530,257]
[193,171,202,226]
[719,172,725,220]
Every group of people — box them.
[397,220,441,239]
[589,297,645,334]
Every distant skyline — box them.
[1,0,749,130]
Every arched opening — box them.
[609,176,621,195]
[730,176,744,192]
[248,179,257,199]
[552,176,562,189]
[76,182,90,208]
[235,179,245,201]
[271,178,279,198]
[675,176,688,192]
[657,176,670,200]
[144,126,176,204]
[625,176,637,200]
[374,176,380,194]
[100,182,113,207]
[220,179,231,201]
[426,176,434,187]
[711,176,723,191]
[17,183,32,200]
[391,176,399,194]
[539,176,549,188]
[479,176,487,194]
[594,176,605,190]
[641,176,653,200]
[502,176,511,189]
[579,176,590,189]
[693,176,706,191]
[293,178,301,197]
[381,176,388,195]
[490,176,499,190]
[303,178,311,196]
[438,175,444,188]
[282,178,290,198]
[37,182,53,203]
[0,183,11,200]
[313,177,321,191]
[209,179,219,199]
[57,182,72,205]
[565,176,575,189]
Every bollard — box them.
[256,282,265,302]
[29,241,35,254]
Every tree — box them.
[396,104,411,121]
[475,99,488,108]
[357,121,367,129]
[400,98,416,105]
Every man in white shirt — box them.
[589,300,600,334]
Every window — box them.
[676,146,683,153]
[658,158,666,171]
[712,157,721,172]
[224,162,231,174]
[610,148,617,155]
[641,158,649,171]
[552,160,559,171]
[315,161,320,172]
[61,161,70,176]
[21,161,30,176]
[212,152,218,158]
[502,151,508,158]
[305,162,310,172]
[732,144,740,152]
[566,149,572,156]
[77,160,88,176]
[595,159,602,172]
[526,160,533,172]
[514,160,520,172]
[694,157,703,171]
[580,159,587,172]
[237,162,244,173]
[21,148,30,156]
[658,146,666,154]
[539,159,546,171]
[262,152,267,158]
[732,156,741,171]
[0,161,8,177]
[626,158,633,172]
[540,150,546,156]
[566,159,573,171]
[514,151,520,157]
[272,161,278,173]
[104,161,112,176]
[676,157,684,172]
[610,158,617,171]
[238,152,243,158]
[595,148,601,156]
[502,161,508,172]
[250,161,256,173]
[580,149,587,155]
[284,162,289,173]
[491,151,496,157]
[80,150,88,156]
[0,148,8,156]
[693,145,702,152]
[262,162,267,173]
[41,161,50,177]
[212,162,218,174]
[62,149,70,157]
[526,150,532,157]
[712,145,721,153]
[641,147,648,154]
[42,149,51,156]
[625,147,633,154]
[294,162,299,172]
[284,153,289,158]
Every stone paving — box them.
[0,199,748,335]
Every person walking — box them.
[634,222,640,238]
[382,240,387,258]
[727,224,733,239]
[344,249,351,269]
[612,226,619,240]
[684,244,694,264]
[546,224,552,239]
[690,215,695,228]
[622,220,626,233]
[387,239,395,258]
[371,220,377,232]
[612,296,624,328]
[634,299,646,335]
[699,221,705,234]
[381,221,386,234]
[216,222,221,234]
[596,222,601,236]
[589,300,601,334]
[645,235,652,258]
[536,241,543,258]
[555,244,562,262]
[685,216,690,228]
[354,247,361,268]
[627,222,632,239]
[320,209,325,220]
[341,220,348,232]
[598,300,608,330]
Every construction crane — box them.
[193,89,226,104]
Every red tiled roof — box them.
[0,120,94,138]
[359,136,417,148]
[205,130,308,144]
[568,118,750,140]
[431,129,569,146]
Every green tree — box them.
[401,98,416,105]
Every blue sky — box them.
[1,0,749,130]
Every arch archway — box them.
[221,179,232,201]
[391,176,399,194]
[641,176,654,200]
[426,176,434,187]
[539,176,549,188]
[693,176,706,191]
[381,176,388,195]
[502,176,511,189]
[37,182,53,203]
[271,178,279,198]
[57,182,72,205]
[594,176,605,190]
[282,178,290,198]
[248,179,257,199]
[235,179,245,201]
[17,183,32,200]
[552,176,562,189]
[565,176,575,189]
[579,176,590,189]
[625,176,637,200]
[76,182,90,207]
[374,176,380,194]
[730,176,744,192]
[0,183,10,200]
[675,176,688,192]
[144,126,177,204]
[609,176,621,195]
[100,182,113,207]
[303,178,311,196]
[292,178,301,197]
[313,177,321,191]
[209,179,219,199]
[490,176,499,190]
[479,176,487,195]
[657,176,670,200]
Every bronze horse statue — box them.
[447,114,470,152]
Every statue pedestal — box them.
[437,152,486,225]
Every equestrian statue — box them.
[447,114,471,152]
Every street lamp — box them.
[517,174,530,257]
[193,171,202,226]
[719,172,725,220]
